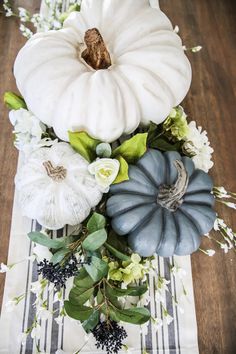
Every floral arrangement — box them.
[1,1,236,353]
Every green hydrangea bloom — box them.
[163,106,189,141]
[108,254,148,285]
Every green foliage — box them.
[112,155,129,184]
[84,256,108,282]
[110,307,150,325]
[4,91,27,110]
[87,212,106,233]
[28,232,66,249]
[64,302,94,321]
[68,131,100,162]
[112,133,148,163]
[59,3,81,23]
[82,229,107,251]
[104,242,130,262]
[51,248,69,265]
[163,106,189,141]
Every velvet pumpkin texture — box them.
[106,149,216,257]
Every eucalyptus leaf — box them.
[82,229,107,251]
[82,309,100,332]
[73,268,94,288]
[87,213,106,233]
[104,242,130,262]
[51,248,69,265]
[112,156,129,184]
[106,284,148,297]
[84,256,108,282]
[68,131,100,162]
[64,301,94,321]
[28,232,65,249]
[4,91,27,110]
[69,287,94,306]
[110,306,150,325]
[112,133,148,163]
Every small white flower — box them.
[224,202,236,210]
[5,299,17,312]
[191,46,202,53]
[31,280,43,295]
[183,121,214,172]
[173,25,179,33]
[88,158,120,191]
[164,314,174,325]
[31,323,41,340]
[37,307,52,321]
[220,243,229,253]
[54,316,64,326]
[9,109,53,155]
[171,266,187,279]
[18,7,30,22]
[0,262,10,273]
[205,249,215,257]
[17,332,28,345]
[152,317,163,330]
[19,24,33,38]
[33,244,52,262]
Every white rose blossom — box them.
[88,158,120,191]
[183,121,214,172]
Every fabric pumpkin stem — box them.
[43,161,67,182]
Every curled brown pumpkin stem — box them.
[158,160,189,211]
[82,28,112,70]
[43,161,67,182]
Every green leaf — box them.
[4,91,27,110]
[51,248,69,265]
[104,242,130,262]
[82,229,107,252]
[106,284,148,297]
[28,232,65,249]
[110,307,150,325]
[84,256,108,282]
[149,136,182,152]
[112,133,148,163]
[64,301,94,321]
[69,286,94,306]
[82,309,100,332]
[73,268,95,288]
[87,212,106,233]
[112,156,129,184]
[68,131,100,162]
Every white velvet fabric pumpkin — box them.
[14,0,191,143]
[15,142,103,229]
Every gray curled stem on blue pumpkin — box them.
[158,160,189,212]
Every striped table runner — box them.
[0,1,199,353]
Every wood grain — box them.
[0,1,235,353]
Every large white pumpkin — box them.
[14,0,191,143]
[15,142,103,229]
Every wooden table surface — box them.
[0,0,236,353]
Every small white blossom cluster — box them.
[213,218,236,253]
[3,0,81,37]
[183,121,214,172]
[213,186,236,209]
[9,108,55,155]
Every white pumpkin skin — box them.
[15,142,103,229]
[14,0,192,143]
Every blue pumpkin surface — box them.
[106,149,216,257]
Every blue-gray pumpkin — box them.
[106,149,216,257]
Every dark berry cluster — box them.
[37,255,78,289]
[92,321,127,354]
